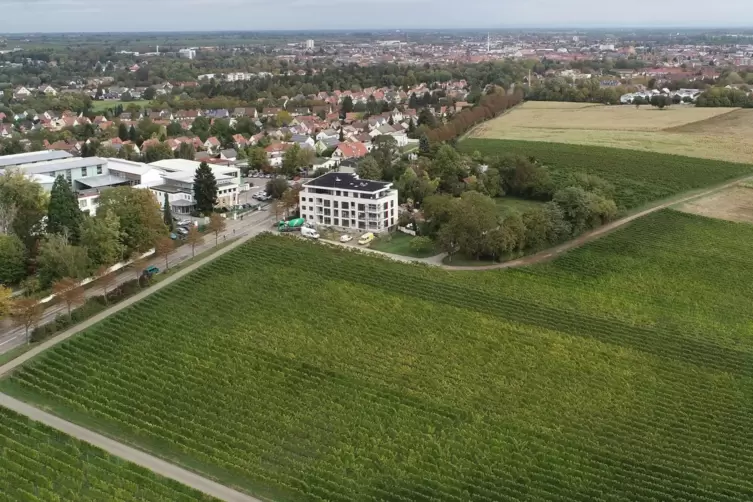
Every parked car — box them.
[177,219,191,227]
[176,227,189,236]
[301,226,320,239]
[358,232,375,245]
[339,234,353,243]
[142,265,160,277]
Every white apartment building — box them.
[305,39,315,50]
[148,158,241,214]
[299,172,398,233]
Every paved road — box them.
[0,210,276,354]
[0,393,261,502]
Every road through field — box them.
[0,393,261,502]
[0,210,276,355]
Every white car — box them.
[339,235,353,243]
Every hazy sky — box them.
[2,0,753,33]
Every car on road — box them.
[142,265,160,277]
[358,232,375,245]
[339,234,353,243]
[301,227,320,239]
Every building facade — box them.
[299,172,398,233]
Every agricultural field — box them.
[677,184,753,223]
[470,101,753,163]
[4,220,753,501]
[461,138,753,210]
[0,407,216,501]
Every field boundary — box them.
[662,107,743,133]
[0,393,260,502]
[0,231,262,378]
[442,174,753,271]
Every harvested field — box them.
[471,101,753,163]
[677,185,753,223]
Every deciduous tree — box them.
[52,277,84,318]
[155,236,175,270]
[207,214,226,247]
[37,234,90,287]
[12,297,43,343]
[0,234,26,285]
[96,187,167,254]
[186,226,204,257]
[95,266,117,305]
[0,285,12,319]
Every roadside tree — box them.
[11,297,43,343]
[207,214,226,247]
[186,226,204,257]
[155,236,175,270]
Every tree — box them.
[0,285,12,319]
[176,142,195,160]
[247,146,270,173]
[409,236,434,255]
[162,193,173,230]
[356,157,383,181]
[438,191,498,260]
[341,96,354,114]
[339,127,345,142]
[118,122,129,141]
[96,187,167,254]
[193,161,218,215]
[650,94,671,109]
[129,251,146,286]
[0,234,26,285]
[52,277,84,318]
[0,169,47,255]
[143,142,174,163]
[128,124,138,142]
[155,236,175,270]
[371,135,399,176]
[265,178,290,199]
[281,186,302,218]
[47,175,83,244]
[12,297,42,343]
[96,266,116,305]
[281,143,305,177]
[37,234,90,287]
[207,214,226,246]
[419,134,430,154]
[143,87,156,100]
[186,226,204,257]
[80,209,124,268]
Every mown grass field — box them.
[4,216,753,501]
[90,99,152,112]
[0,407,216,501]
[461,138,753,210]
[470,101,753,163]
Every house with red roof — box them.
[204,136,221,153]
[332,141,368,160]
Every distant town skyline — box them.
[3,0,753,33]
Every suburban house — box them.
[204,137,221,153]
[298,172,398,233]
[332,142,368,159]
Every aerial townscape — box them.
[4,12,753,502]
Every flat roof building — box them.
[299,172,398,233]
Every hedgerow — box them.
[460,139,753,209]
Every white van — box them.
[301,226,320,239]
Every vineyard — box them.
[4,215,753,500]
[0,407,216,501]
[460,138,753,209]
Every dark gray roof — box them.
[305,172,389,193]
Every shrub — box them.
[410,236,434,255]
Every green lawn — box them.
[369,232,439,257]
[91,99,153,112]
[6,214,753,500]
[494,196,545,216]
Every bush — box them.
[410,236,434,255]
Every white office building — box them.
[305,39,315,50]
[148,159,241,214]
[178,48,196,59]
[299,172,398,233]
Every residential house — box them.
[13,86,32,100]
[233,134,248,149]
[264,142,291,167]
[204,136,221,154]
[38,85,58,96]
[291,134,315,149]
[333,142,368,160]
[220,148,238,161]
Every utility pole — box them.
[487,33,490,53]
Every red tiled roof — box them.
[335,141,368,158]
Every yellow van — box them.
[358,232,375,245]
